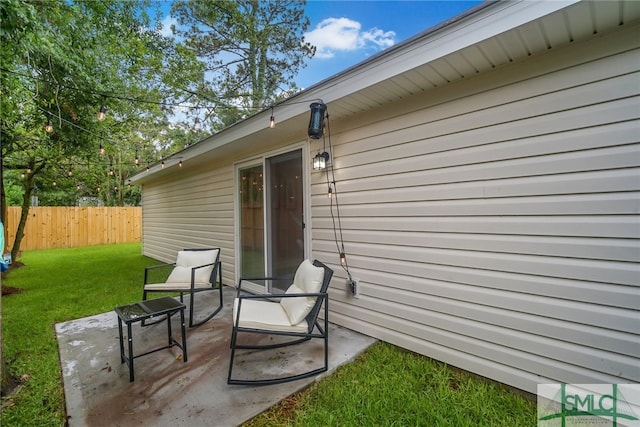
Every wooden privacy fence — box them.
[5,206,142,251]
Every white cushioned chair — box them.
[227,259,334,385]
[143,248,223,327]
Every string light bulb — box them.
[99,143,105,155]
[340,252,347,267]
[161,161,165,168]
[179,160,183,167]
[68,168,73,177]
[269,107,275,128]
[328,186,333,199]
[97,104,107,121]
[45,119,53,133]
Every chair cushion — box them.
[280,259,325,325]
[166,249,218,284]
[144,282,192,291]
[233,298,309,333]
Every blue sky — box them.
[298,1,481,87]
[156,0,481,90]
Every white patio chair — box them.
[143,248,223,327]
[227,259,334,385]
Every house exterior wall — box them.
[310,24,639,394]
[141,161,236,285]
[138,20,639,394]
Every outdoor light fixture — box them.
[308,102,327,139]
[97,104,107,121]
[313,151,330,170]
[45,119,53,133]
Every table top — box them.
[115,297,185,322]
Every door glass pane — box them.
[267,149,304,289]
[239,165,264,277]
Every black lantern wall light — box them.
[308,102,330,171]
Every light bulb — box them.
[97,104,106,121]
[45,119,53,133]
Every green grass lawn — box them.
[1,243,161,426]
[247,341,537,426]
[1,243,536,426]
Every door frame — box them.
[233,142,311,292]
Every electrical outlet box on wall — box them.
[347,278,359,298]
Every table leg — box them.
[166,312,172,346]
[180,308,188,362]
[127,322,134,382]
[117,317,124,363]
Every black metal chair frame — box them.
[143,248,223,328]
[227,259,334,386]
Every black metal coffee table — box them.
[115,296,187,381]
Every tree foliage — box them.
[0,0,196,258]
[172,0,315,127]
[1,0,316,260]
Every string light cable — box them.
[321,107,353,281]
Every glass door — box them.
[239,165,265,278]
[238,149,305,292]
[266,150,304,291]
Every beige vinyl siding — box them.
[311,25,640,393]
[141,162,236,285]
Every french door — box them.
[238,148,305,292]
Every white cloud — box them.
[159,15,178,38]
[304,17,396,59]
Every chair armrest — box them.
[188,261,220,287]
[144,263,176,284]
[236,291,327,302]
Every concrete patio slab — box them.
[55,286,376,427]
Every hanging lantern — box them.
[308,102,327,139]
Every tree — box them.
[171,0,315,128]
[0,0,201,260]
